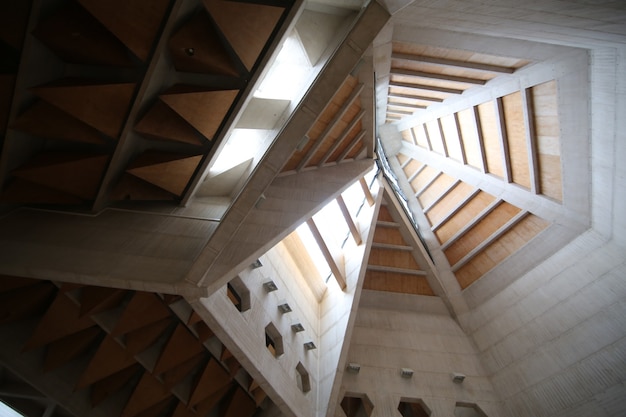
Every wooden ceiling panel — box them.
[443,202,521,266]
[168,10,240,76]
[31,80,136,139]
[363,270,434,296]
[203,0,284,71]
[126,152,202,197]
[409,165,439,194]
[160,86,238,141]
[121,372,173,417]
[76,335,138,389]
[153,324,205,375]
[476,101,505,178]
[502,92,531,189]
[111,292,172,336]
[457,107,484,170]
[433,189,495,243]
[135,100,205,146]
[78,0,171,61]
[11,153,109,200]
[11,101,108,145]
[417,173,456,208]
[455,214,548,289]
[32,5,135,67]
[368,247,421,270]
[110,174,178,202]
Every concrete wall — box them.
[463,231,626,417]
[340,290,503,417]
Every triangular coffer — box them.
[126,151,202,197]
[11,153,109,200]
[77,0,170,61]
[12,101,108,145]
[135,100,205,146]
[31,80,136,138]
[168,10,240,76]
[203,0,283,71]
[160,86,238,141]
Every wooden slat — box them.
[387,92,443,102]
[391,52,515,73]
[359,177,374,206]
[440,197,501,249]
[318,109,364,166]
[429,184,479,230]
[391,68,486,85]
[306,218,346,290]
[389,81,463,95]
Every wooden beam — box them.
[494,97,512,183]
[431,188,481,232]
[387,92,443,102]
[336,195,362,245]
[306,218,346,289]
[451,210,528,272]
[473,106,488,173]
[296,83,364,171]
[388,101,427,110]
[423,179,461,213]
[366,265,426,276]
[522,88,540,194]
[318,108,365,166]
[407,162,427,183]
[391,52,515,74]
[359,177,374,206]
[415,171,442,199]
[387,108,413,116]
[454,113,468,165]
[371,242,413,251]
[440,198,502,250]
[389,81,463,95]
[390,68,486,85]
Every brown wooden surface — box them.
[135,100,205,146]
[127,152,202,196]
[203,0,283,71]
[363,270,434,296]
[433,190,495,243]
[477,101,504,178]
[502,91,531,188]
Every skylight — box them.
[0,402,24,417]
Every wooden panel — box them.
[425,119,445,155]
[368,247,421,270]
[121,372,172,417]
[160,86,238,140]
[426,182,475,226]
[412,124,430,149]
[169,10,239,76]
[32,5,134,67]
[377,205,395,223]
[135,100,205,145]
[457,108,483,170]
[91,365,142,406]
[221,385,259,417]
[477,101,504,178]
[189,358,231,407]
[0,178,84,204]
[78,0,170,61]
[434,190,496,243]
[124,318,173,355]
[401,129,414,144]
[32,81,136,138]
[203,0,283,71]
[417,173,455,208]
[308,102,361,166]
[372,225,405,246]
[444,202,521,265]
[455,214,549,288]
[79,286,126,317]
[531,80,562,201]
[12,101,107,145]
[396,153,410,166]
[12,153,109,200]
[409,165,439,194]
[127,152,202,196]
[44,327,101,372]
[440,114,463,162]
[502,92,531,188]
[363,270,434,296]
[327,122,363,163]
[76,335,137,388]
[402,159,423,178]
[111,292,172,336]
[110,174,178,202]
[24,293,96,351]
[153,324,205,375]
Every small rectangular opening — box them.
[296,362,311,393]
[227,276,250,312]
[265,322,283,357]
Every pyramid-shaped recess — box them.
[31,80,136,139]
[12,101,107,145]
[126,151,203,197]
[169,10,240,76]
[11,153,109,200]
[77,0,170,61]
[32,4,135,67]
[203,0,284,71]
[364,193,435,296]
[135,100,205,146]
[160,85,238,141]
[110,174,178,202]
